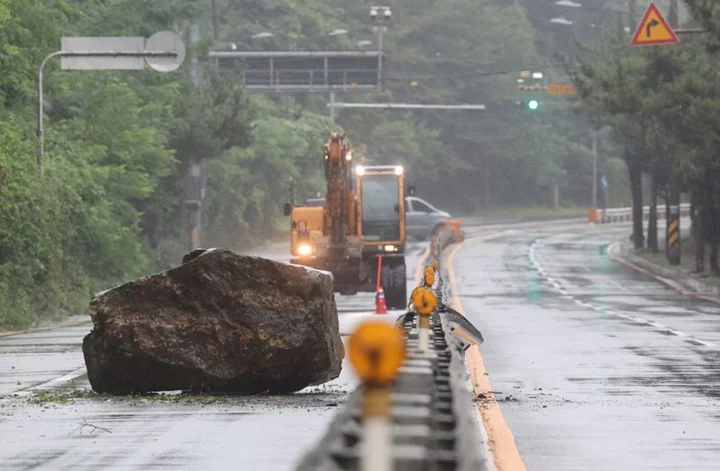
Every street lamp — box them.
[329,29,348,36]
[357,40,373,48]
[251,32,274,39]
[556,0,582,7]
[370,6,392,21]
[370,6,392,91]
[550,16,573,25]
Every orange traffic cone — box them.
[375,286,388,314]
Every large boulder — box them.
[82,249,343,395]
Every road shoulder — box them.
[607,240,720,303]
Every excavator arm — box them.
[323,132,355,249]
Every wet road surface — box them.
[455,223,720,470]
[0,243,427,470]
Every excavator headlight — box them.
[345,152,353,161]
[394,166,404,175]
[356,165,365,176]
[298,244,313,256]
[384,245,397,252]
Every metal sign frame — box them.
[209,51,385,92]
[37,33,184,177]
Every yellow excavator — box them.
[283,132,407,309]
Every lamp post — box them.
[328,28,350,122]
[370,6,391,91]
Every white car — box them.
[405,196,451,241]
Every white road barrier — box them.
[591,203,691,224]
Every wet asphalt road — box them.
[456,223,720,470]
[0,243,426,470]
[5,221,720,470]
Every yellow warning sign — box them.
[547,83,575,96]
[630,2,679,47]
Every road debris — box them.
[83,249,343,394]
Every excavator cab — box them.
[356,165,407,309]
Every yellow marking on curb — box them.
[447,243,527,471]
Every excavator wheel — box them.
[382,262,408,310]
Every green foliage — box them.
[0,0,335,329]
[571,25,720,195]
[0,0,639,328]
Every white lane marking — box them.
[12,366,88,397]
[526,237,719,350]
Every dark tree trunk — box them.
[692,189,704,273]
[484,169,491,207]
[710,175,719,274]
[648,171,659,253]
[629,160,644,249]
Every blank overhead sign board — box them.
[210,51,384,92]
[61,37,145,70]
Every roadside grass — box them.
[30,389,238,405]
[28,386,348,407]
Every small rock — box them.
[542,405,547,408]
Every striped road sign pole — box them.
[667,205,681,265]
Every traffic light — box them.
[527,99,539,111]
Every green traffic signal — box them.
[528,99,539,111]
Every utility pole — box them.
[592,130,598,209]
[330,91,336,122]
[628,0,637,30]
[184,24,205,252]
[669,0,679,30]
[666,0,682,266]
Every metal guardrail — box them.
[592,203,691,224]
[295,225,488,471]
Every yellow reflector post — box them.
[348,321,406,386]
[423,266,436,287]
[412,286,437,316]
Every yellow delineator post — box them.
[411,286,437,353]
[423,266,436,288]
[348,322,406,471]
